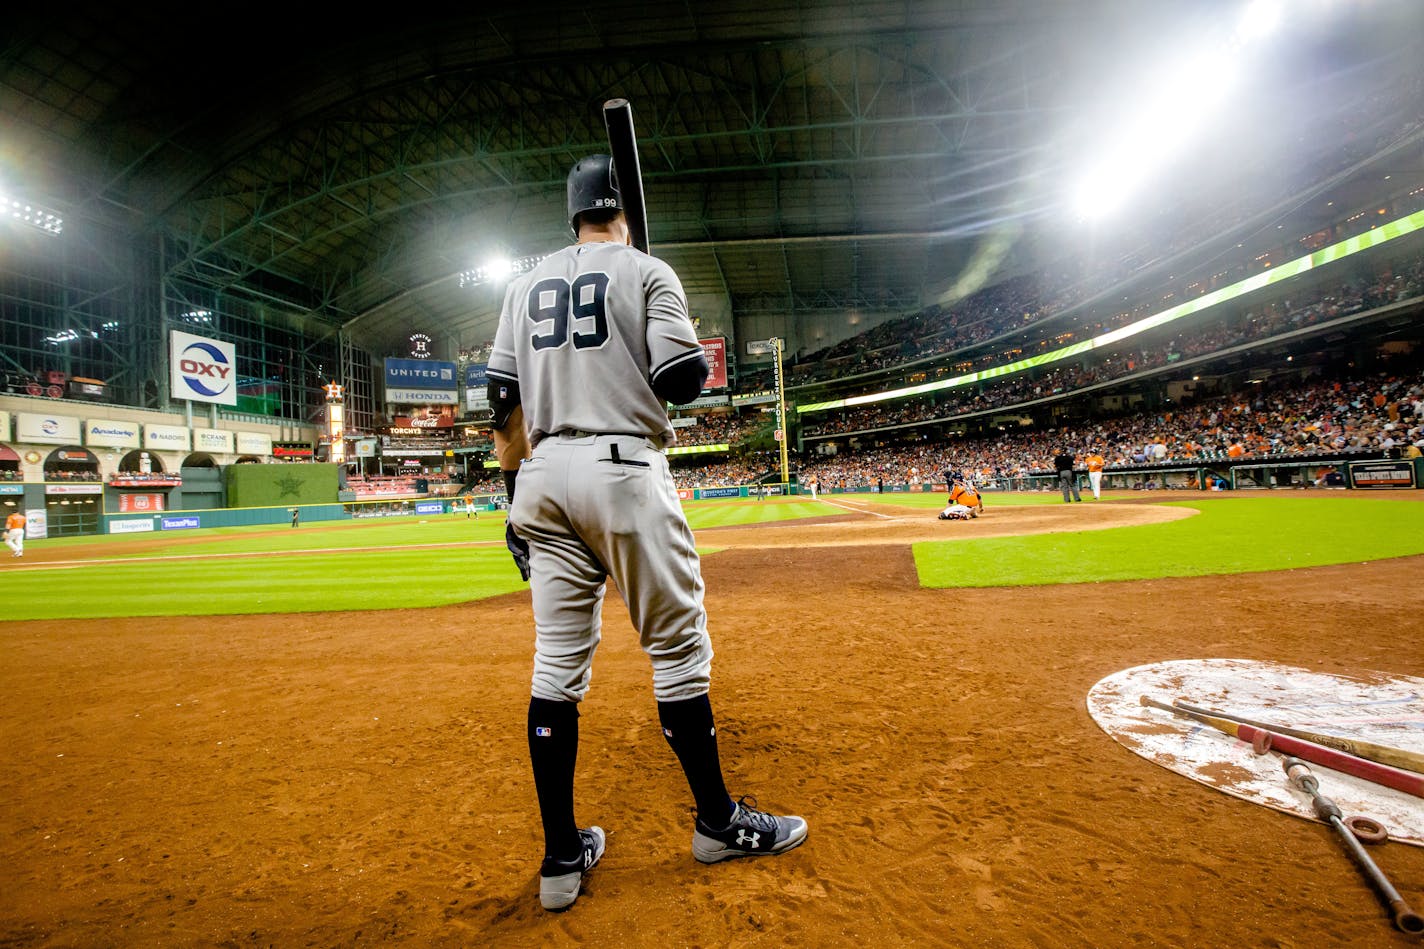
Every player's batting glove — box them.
[505,522,531,581]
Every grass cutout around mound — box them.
[913,496,1424,588]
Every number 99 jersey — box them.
[486,242,705,448]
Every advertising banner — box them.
[699,486,741,499]
[194,428,234,453]
[85,419,141,449]
[143,424,191,451]
[465,362,491,414]
[25,510,48,539]
[16,412,82,444]
[162,516,201,530]
[1349,460,1417,489]
[394,406,456,428]
[387,387,460,405]
[170,330,238,405]
[118,493,166,513]
[699,338,727,390]
[272,442,314,459]
[415,501,444,514]
[235,432,272,455]
[384,358,458,404]
[683,394,730,410]
[45,483,103,495]
[110,518,156,534]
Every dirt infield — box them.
[2,500,1423,947]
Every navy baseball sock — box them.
[528,697,581,862]
[658,694,735,827]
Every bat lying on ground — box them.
[1139,695,1424,799]
[1174,699,1424,776]
[1283,756,1424,935]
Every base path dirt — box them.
[2,499,1422,948]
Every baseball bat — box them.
[602,98,650,254]
[1175,699,1424,776]
[1139,696,1424,799]
[1283,757,1424,935]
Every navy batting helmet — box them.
[567,154,621,234]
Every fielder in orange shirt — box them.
[5,509,27,558]
[1084,451,1106,500]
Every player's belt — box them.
[551,429,665,449]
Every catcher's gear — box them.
[567,154,621,234]
[939,505,978,521]
[506,521,531,581]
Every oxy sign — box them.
[170,330,237,405]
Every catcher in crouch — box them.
[938,477,984,520]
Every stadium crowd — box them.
[739,145,1424,396]
[652,360,1422,490]
[793,367,1424,491]
[798,254,1424,438]
[672,411,765,447]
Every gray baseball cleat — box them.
[539,826,605,911]
[692,796,807,864]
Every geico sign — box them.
[179,342,233,397]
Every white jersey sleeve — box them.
[644,258,703,392]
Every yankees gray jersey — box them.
[487,241,703,447]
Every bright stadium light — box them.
[1072,45,1240,219]
[482,256,513,280]
[0,190,64,236]
[1236,0,1283,42]
[1071,0,1283,221]
[458,252,552,288]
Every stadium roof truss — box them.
[4,3,1424,366]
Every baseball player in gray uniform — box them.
[487,154,807,912]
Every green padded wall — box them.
[225,463,340,508]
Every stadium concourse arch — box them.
[40,447,102,536]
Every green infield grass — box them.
[6,495,1420,618]
[913,495,1424,587]
[0,497,841,619]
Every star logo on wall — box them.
[276,475,305,499]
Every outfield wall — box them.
[225,463,340,507]
[100,494,507,535]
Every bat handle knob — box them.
[1392,901,1424,935]
[1283,756,1316,792]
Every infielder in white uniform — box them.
[487,154,807,912]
